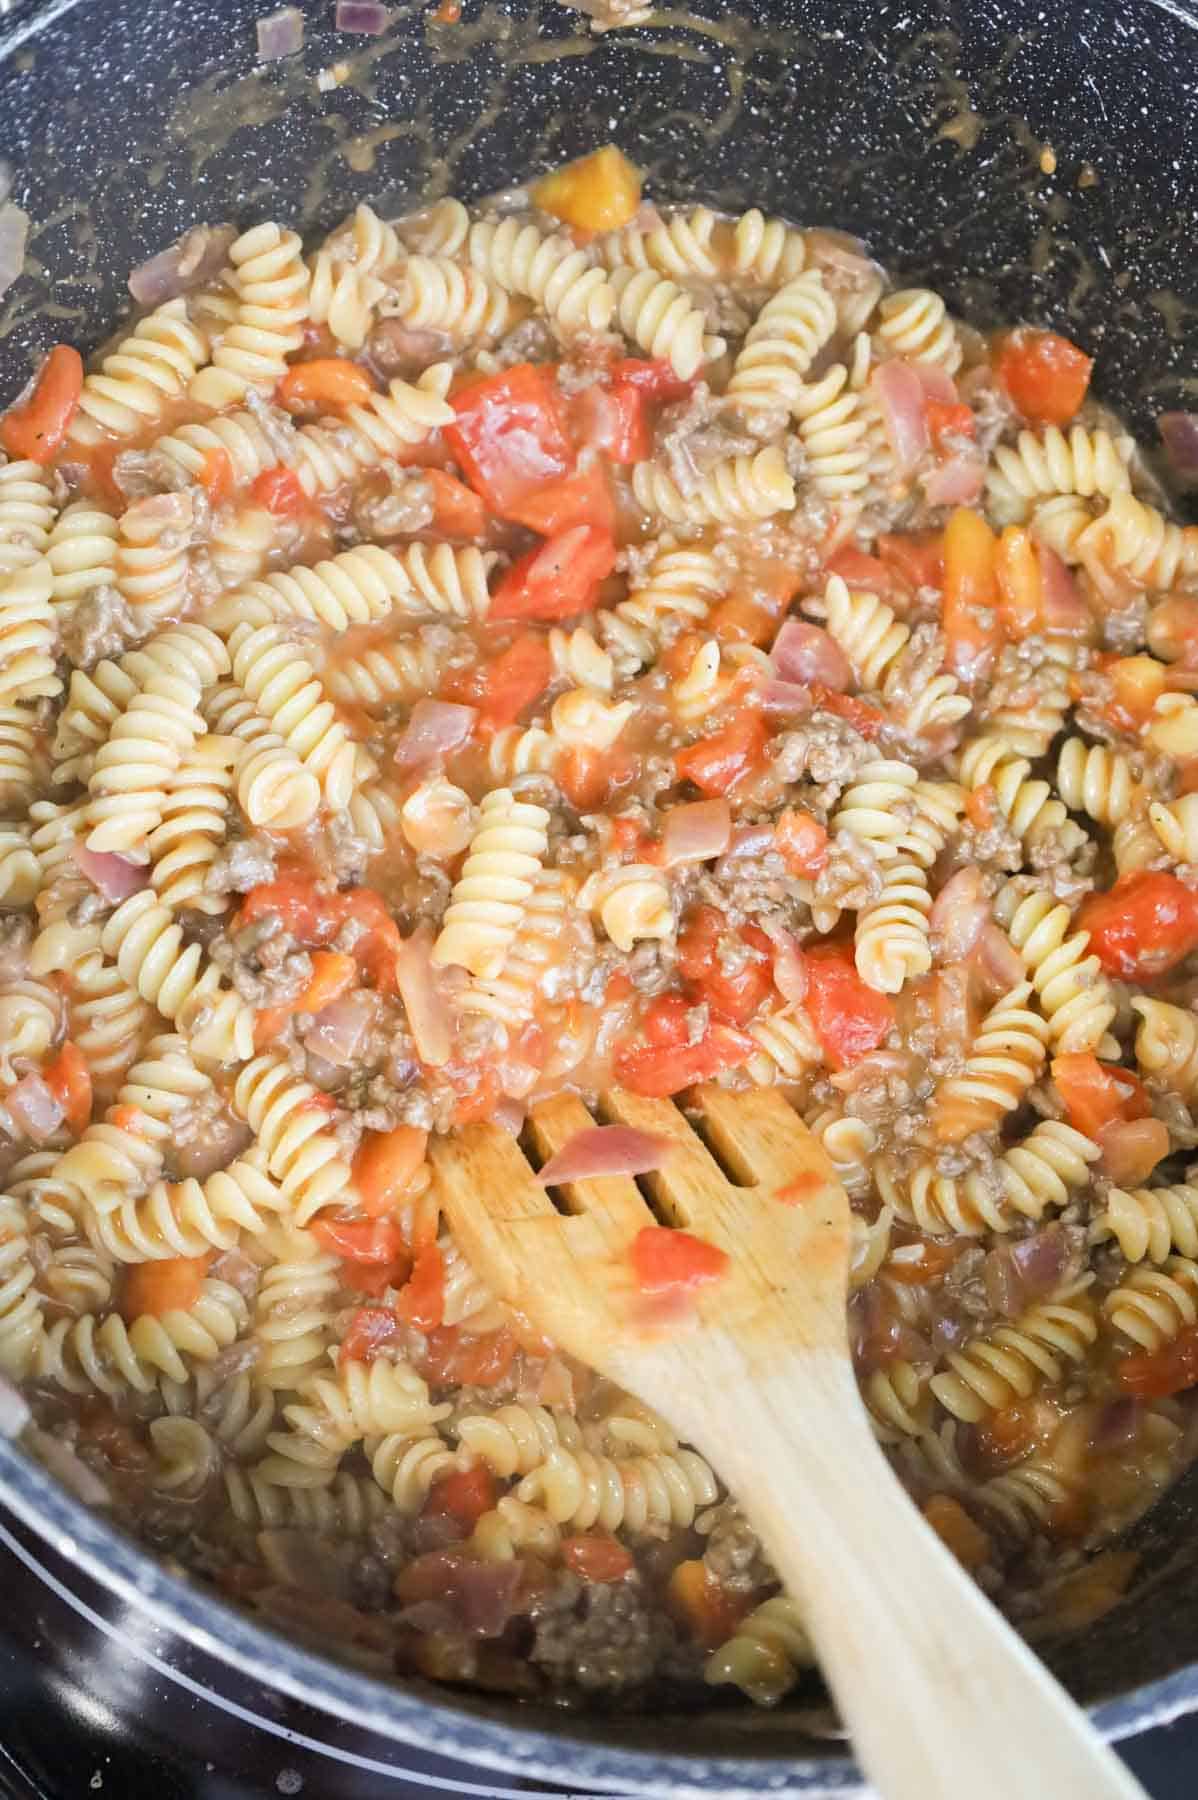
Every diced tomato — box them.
[424,1463,497,1526]
[877,530,944,594]
[415,1324,518,1387]
[577,359,692,465]
[974,1404,1035,1471]
[557,743,637,812]
[774,809,829,877]
[614,1008,755,1097]
[925,401,976,445]
[235,876,401,993]
[42,1041,92,1136]
[666,1559,748,1648]
[675,713,769,797]
[507,462,616,537]
[630,1225,729,1296]
[562,1535,635,1582]
[1108,653,1168,728]
[803,945,894,1071]
[490,524,616,622]
[444,633,554,731]
[942,507,1002,679]
[423,467,488,537]
[107,1103,149,1136]
[677,906,774,1026]
[395,1243,445,1331]
[995,328,1093,427]
[251,466,307,517]
[278,357,376,415]
[610,357,693,406]
[340,1258,411,1297]
[339,1305,403,1366]
[449,1065,501,1127]
[964,784,998,831]
[446,364,574,519]
[353,1124,429,1218]
[1078,872,1198,980]
[923,1495,992,1571]
[810,686,882,739]
[198,448,235,508]
[1052,1054,1150,1138]
[1,345,83,464]
[121,1255,209,1322]
[706,595,776,646]
[825,547,901,597]
[1117,1324,1198,1398]
[312,1215,406,1265]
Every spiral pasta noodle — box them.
[609,266,724,382]
[432,787,549,981]
[0,557,60,704]
[0,461,56,575]
[930,1288,1098,1421]
[227,622,359,809]
[1095,1182,1198,1265]
[1104,1257,1198,1351]
[231,1053,357,1226]
[517,1443,719,1533]
[997,883,1116,1056]
[932,982,1050,1143]
[190,223,310,409]
[466,217,615,336]
[631,446,794,527]
[726,269,836,414]
[46,501,119,608]
[875,288,962,373]
[70,299,211,445]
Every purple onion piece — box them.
[1160,412,1198,482]
[128,224,237,307]
[335,0,392,32]
[257,5,305,60]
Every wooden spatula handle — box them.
[646,1339,1147,1800]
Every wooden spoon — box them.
[431,1084,1147,1800]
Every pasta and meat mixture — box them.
[3,141,1198,1708]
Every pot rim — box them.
[1,1438,1193,1797]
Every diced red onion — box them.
[3,1074,63,1144]
[1159,412,1198,481]
[1038,546,1092,639]
[922,451,985,507]
[929,1312,973,1356]
[72,844,150,903]
[770,619,852,691]
[257,5,304,59]
[983,1228,1072,1319]
[0,1371,29,1438]
[1090,1397,1142,1452]
[911,363,958,406]
[303,990,377,1067]
[393,699,477,770]
[128,224,237,307]
[929,867,987,962]
[977,922,1025,992]
[28,1428,111,1507]
[0,203,28,304]
[725,822,776,859]
[661,798,731,867]
[335,0,391,31]
[871,360,929,476]
[491,1097,526,1136]
[537,1125,673,1186]
[759,678,816,716]
[848,1283,935,1373]
[396,924,451,1067]
[766,928,807,1004]
[398,1550,521,1637]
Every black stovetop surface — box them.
[0,1503,1195,1800]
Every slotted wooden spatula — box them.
[431,1085,1147,1800]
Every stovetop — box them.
[0,1504,1194,1800]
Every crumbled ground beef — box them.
[769,712,874,793]
[364,317,455,380]
[697,1501,772,1593]
[0,914,32,982]
[112,448,192,498]
[209,916,312,1007]
[351,466,434,541]
[243,386,301,464]
[531,1573,677,1692]
[205,835,277,897]
[653,383,760,497]
[1101,596,1150,653]
[59,585,138,669]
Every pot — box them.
[3,0,1198,1789]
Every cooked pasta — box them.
[4,160,1198,1718]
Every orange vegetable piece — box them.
[425,1464,497,1527]
[1109,652,1167,726]
[775,808,829,876]
[251,466,307,517]
[423,467,487,538]
[1051,1053,1150,1138]
[995,526,1042,636]
[353,1124,429,1219]
[942,507,1002,678]
[253,948,358,1046]
[277,357,376,415]
[666,1559,748,1648]
[923,1495,992,1571]
[121,1255,209,1321]
[629,1226,728,1297]
[198,448,235,507]
[0,345,83,464]
[562,1534,635,1583]
[42,1041,92,1136]
[532,145,643,233]
[396,1243,445,1331]
[1118,1323,1198,1397]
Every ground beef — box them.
[209,916,312,1007]
[530,1573,676,1692]
[112,448,191,498]
[0,914,32,982]
[1026,831,1096,905]
[364,318,455,380]
[243,386,301,463]
[351,466,434,540]
[694,849,804,932]
[166,1090,254,1180]
[476,315,558,373]
[58,584,138,670]
[769,712,874,792]
[653,383,759,496]
[697,1501,772,1594]
[205,835,277,897]
[1101,596,1150,653]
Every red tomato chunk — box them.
[630,1226,729,1297]
[1078,872,1198,979]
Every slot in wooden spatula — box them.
[431,1085,1147,1800]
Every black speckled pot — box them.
[2,0,1198,1789]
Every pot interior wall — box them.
[2,0,1198,1781]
